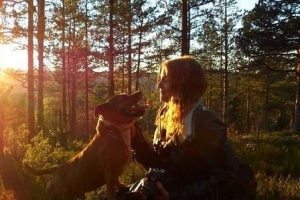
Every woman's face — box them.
[157,68,171,102]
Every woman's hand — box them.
[154,181,169,200]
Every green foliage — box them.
[21,132,85,199]
[237,0,299,56]
[3,124,28,160]
[0,177,17,200]
[23,132,81,169]
[0,189,16,200]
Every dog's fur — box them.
[26,91,148,200]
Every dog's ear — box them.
[94,105,103,118]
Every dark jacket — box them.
[132,105,241,200]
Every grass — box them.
[230,132,300,200]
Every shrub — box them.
[0,178,17,200]
[23,132,78,169]
[21,132,86,200]
[3,124,28,160]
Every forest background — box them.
[0,0,300,199]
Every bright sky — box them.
[0,0,258,71]
[237,0,257,10]
[0,44,29,71]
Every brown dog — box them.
[26,91,148,200]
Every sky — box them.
[0,0,258,71]
[0,44,28,71]
[237,0,258,10]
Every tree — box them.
[213,0,241,121]
[61,0,67,135]
[181,0,189,55]
[37,0,45,133]
[108,0,115,96]
[237,0,300,133]
[0,89,4,157]
[181,0,216,55]
[27,0,35,141]
[113,0,159,93]
[84,0,89,141]
[197,0,241,120]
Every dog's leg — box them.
[105,169,118,200]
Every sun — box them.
[0,44,28,71]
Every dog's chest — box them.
[100,128,132,152]
[120,129,132,152]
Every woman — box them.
[130,56,242,200]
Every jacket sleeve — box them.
[131,123,163,169]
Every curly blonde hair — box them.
[156,55,207,138]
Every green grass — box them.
[230,132,300,200]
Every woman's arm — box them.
[131,123,162,169]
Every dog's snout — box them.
[131,90,142,99]
[94,105,102,118]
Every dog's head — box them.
[94,90,149,124]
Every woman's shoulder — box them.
[193,105,222,122]
[191,105,227,139]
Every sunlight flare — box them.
[0,44,28,71]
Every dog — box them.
[26,90,148,200]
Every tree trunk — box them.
[246,74,251,134]
[84,0,89,141]
[62,0,67,133]
[0,99,4,157]
[108,0,115,97]
[135,15,144,92]
[264,72,270,131]
[27,0,35,142]
[181,0,189,55]
[69,17,77,139]
[223,0,229,122]
[70,64,77,138]
[37,0,45,133]
[219,50,224,120]
[127,5,132,94]
[294,50,300,134]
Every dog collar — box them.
[99,115,134,132]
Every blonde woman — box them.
[130,56,243,200]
